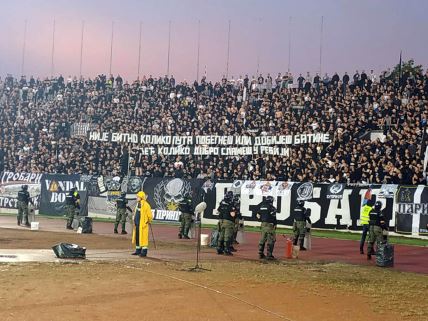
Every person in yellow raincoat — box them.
[132,191,153,257]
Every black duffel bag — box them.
[52,243,86,259]
[376,242,394,267]
[79,217,93,234]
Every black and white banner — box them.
[295,182,314,201]
[39,174,89,216]
[87,132,331,146]
[0,172,42,209]
[5,171,425,236]
[395,186,428,235]
[326,183,346,199]
[87,177,204,222]
[204,181,395,231]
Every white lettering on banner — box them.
[44,180,86,192]
[277,195,290,221]
[0,197,17,208]
[172,136,193,145]
[324,189,353,225]
[235,136,252,145]
[240,193,264,218]
[259,146,280,155]
[50,193,66,203]
[140,147,156,155]
[220,147,253,156]
[194,146,219,155]
[303,202,321,224]
[397,203,428,215]
[1,172,42,184]
[156,210,180,221]
[157,146,191,155]
[88,131,109,142]
[87,132,331,146]
[111,133,139,144]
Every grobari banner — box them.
[0,172,42,209]
[39,174,89,216]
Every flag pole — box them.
[21,19,28,76]
[167,20,171,77]
[50,19,56,78]
[226,20,231,79]
[288,16,292,72]
[79,20,85,77]
[196,19,201,82]
[319,16,323,75]
[137,21,142,79]
[109,21,114,75]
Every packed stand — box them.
[0,68,427,184]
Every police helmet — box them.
[266,196,274,204]
[70,187,77,192]
[225,191,233,201]
[22,185,28,190]
[374,201,382,211]
[297,200,305,207]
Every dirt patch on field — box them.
[0,228,427,321]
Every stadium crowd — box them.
[0,67,427,184]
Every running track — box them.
[1,216,427,274]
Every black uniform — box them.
[65,190,80,229]
[114,194,132,234]
[367,207,386,257]
[256,199,277,259]
[217,197,236,255]
[292,203,311,249]
[17,187,32,226]
[232,196,243,244]
[178,197,194,239]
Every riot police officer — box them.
[367,201,386,260]
[217,191,236,255]
[256,196,277,260]
[232,194,242,245]
[178,195,194,239]
[293,200,311,250]
[17,185,33,227]
[115,192,132,234]
[65,187,80,229]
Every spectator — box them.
[0,67,426,185]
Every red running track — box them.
[1,216,427,274]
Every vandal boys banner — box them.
[0,172,42,209]
[40,174,89,216]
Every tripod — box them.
[188,212,210,272]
